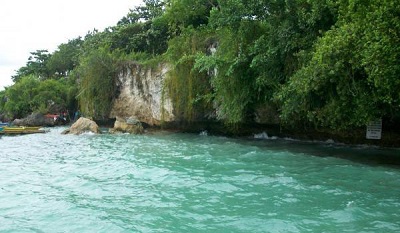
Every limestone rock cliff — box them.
[110,62,174,126]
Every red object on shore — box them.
[45,114,59,119]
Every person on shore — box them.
[74,110,80,122]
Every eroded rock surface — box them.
[110,62,174,126]
[62,117,101,135]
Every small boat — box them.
[0,122,9,127]
[0,126,45,135]
[3,126,40,130]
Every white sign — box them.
[366,119,382,140]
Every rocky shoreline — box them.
[159,122,400,148]
[10,112,400,148]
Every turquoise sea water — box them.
[0,127,399,232]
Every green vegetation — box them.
[76,47,119,119]
[278,0,400,129]
[1,75,74,119]
[165,27,214,122]
[1,0,399,133]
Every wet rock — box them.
[62,117,101,135]
[109,116,144,134]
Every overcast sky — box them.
[0,0,143,90]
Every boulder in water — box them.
[62,117,101,135]
[109,116,144,134]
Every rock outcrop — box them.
[110,62,174,126]
[109,116,144,134]
[62,117,101,135]
[13,113,55,126]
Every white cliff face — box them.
[110,62,174,126]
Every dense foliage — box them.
[278,0,400,129]
[1,75,74,119]
[1,0,399,132]
[76,47,119,119]
[163,0,400,130]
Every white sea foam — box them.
[254,132,278,140]
[199,130,208,136]
[346,201,355,208]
